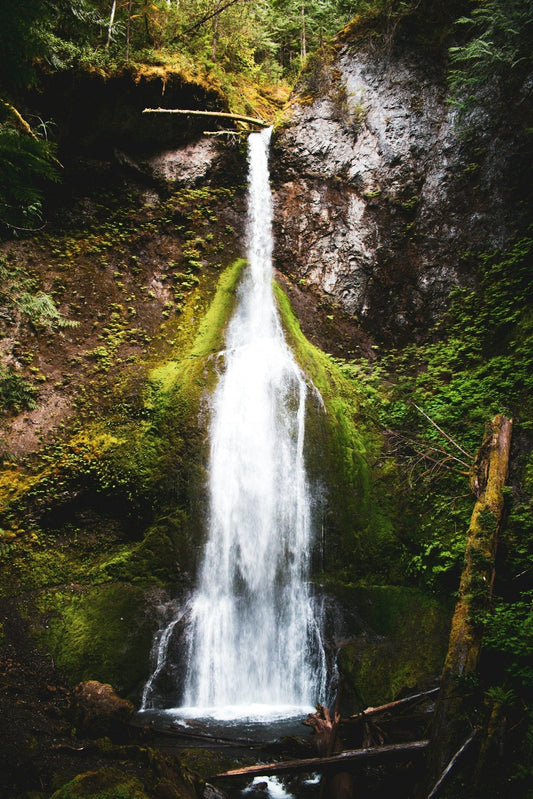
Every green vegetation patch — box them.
[28,583,153,695]
[274,281,400,580]
[50,767,148,799]
[337,585,450,708]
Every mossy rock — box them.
[50,767,148,799]
[27,583,154,695]
[274,282,400,579]
[336,585,451,711]
[72,681,134,741]
[178,748,233,781]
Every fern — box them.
[0,117,60,231]
[0,365,39,413]
[17,291,79,330]
[449,0,533,112]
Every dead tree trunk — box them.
[425,414,513,791]
[305,704,355,798]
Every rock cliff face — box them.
[271,41,512,347]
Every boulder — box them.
[72,680,133,741]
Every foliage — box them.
[0,366,39,414]
[0,255,78,331]
[0,0,354,85]
[448,0,533,113]
[483,592,533,682]
[0,107,60,231]
[17,291,80,330]
[338,0,471,50]
[333,234,533,593]
[0,0,52,91]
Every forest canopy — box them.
[0,0,531,228]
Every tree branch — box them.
[182,0,243,35]
[413,403,474,460]
[142,108,269,128]
[216,740,430,778]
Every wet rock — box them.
[334,586,449,713]
[72,680,133,741]
[203,783,228,799]
[145,139,222,188]
[272,43,512,345]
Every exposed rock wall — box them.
[272,42,512,346]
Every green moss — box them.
[274,281,399,579]
[0,258,245,539]
[27,584,153,693]
[0,259,250,693]
[178,748,232,781]
[336,585,450,708]
[94,512,189,583]
[50,768,148,799]
[149,257,244,391]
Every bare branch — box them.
[413,403,474,460]
[183,0,243,35]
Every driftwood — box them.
[304,703,340,756]
[306,703,354,798]
[215,739,430,778]
[142,108,269,128]
[426,414,513,785]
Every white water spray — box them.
[142,128,326,717]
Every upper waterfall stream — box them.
[141,127,326,722]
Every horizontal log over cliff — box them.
[142,108,269,128]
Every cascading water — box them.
[142,127,326,720]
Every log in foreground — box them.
[142,108,269,128]
[215,739,429,778]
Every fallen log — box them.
[215,739,429,778]
[142,108,269,128]
[345,687,440,724]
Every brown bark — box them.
[426,414,513,786]
[345,687,440,725]
[141,108,269,128]
[305,704,354,799]
[215,739,430,778]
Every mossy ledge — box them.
[0,258,244,695]
[274,280,402,581]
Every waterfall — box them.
[142,127,326,718]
